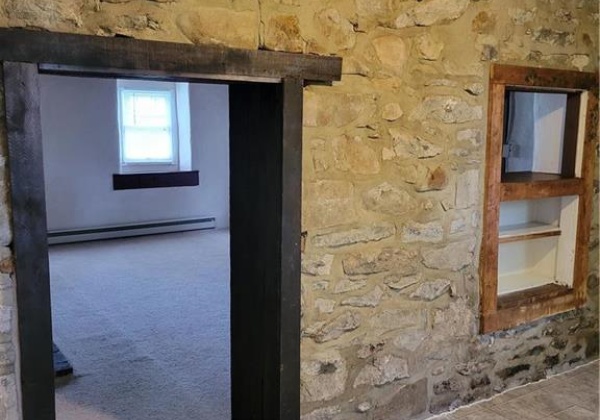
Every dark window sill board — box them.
[113,171,199,190]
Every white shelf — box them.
[498,222,561,243]
[498,270,560,295]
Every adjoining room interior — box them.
[39,73,231,419]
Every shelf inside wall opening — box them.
[497,195,579,295]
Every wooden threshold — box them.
[480,284,581,333]
[500,175,584,201]
[498,222,561,244]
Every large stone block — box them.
[306,311,361,343]
[3,0,88,30]
[390,129,442,159]
[315,9,356,52]
[373,379,428,419]
[301,350,348,402]
[455,169,479,209]
[401,221,444,243]
[402,165,449,192]
[363,183,416,216]
[304,180,356,229]
[303,91,378,128]
[369,309,427,334]
[343,248,418,276]
[301,253,334,276]
[177,8,258,49]
[413,97,483,124]
[313,223,395,248]
[394,0,470,28]
[333,278,367,294]
[332,135,381,175]
[341,285,384,308]
[301,405,341,420]
[410,279,451,301]
[433,300,476,338]
[354,354,409,387]
[422,241,474,271]
[373,35,408,75]
[264,14,304,53]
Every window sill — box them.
[113,171,199,190]
[480,284,583,333]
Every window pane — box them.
[122,128,173,162]
[122,91,172,128]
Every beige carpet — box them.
[51,230,230,420]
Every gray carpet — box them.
[51,230,230,420]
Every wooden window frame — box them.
[480,64,598,333]
[0,28,341,420]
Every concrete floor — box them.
[431,360,599,420]
[51,230,230,420]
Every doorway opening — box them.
[1,29,341,420]
[40,74,231,419]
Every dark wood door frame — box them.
[0,29,341,420]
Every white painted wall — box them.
[40,75,230,230]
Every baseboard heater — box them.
[47,217,216,245]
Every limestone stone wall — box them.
[0,1,597,419]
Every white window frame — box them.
[117,79,191,174]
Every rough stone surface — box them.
[382,103,403,121]
[403,165,449,192]
[332,135,380,175]
[373,35,408,75]
[369,309,427,334]
[433,300,475,338]
[393,330,428,352]
[394,0,470,28]
[307,311,361,343]
[422,241,474,271]
[413,97,483,124]
[373,379,428,419]
[315,9,356,52]
[313,223,395,248]
[390,129,442,159]
[301,350,348,402]
[385,273,421,292]
[354,355,409,387]
[301,254,334,276]
[401,221,444,243]
[342,286,384,308]
[363,183,415,216]
[455,170,480,209]
[304,91,377,128]
[410,279,451,301]
[304,180,355,228]
[343,248,418,276]
[177,8,258,49]
[315,299,335,314]
[417,34,444,60]
[301,406,341,420]
[0,1,598,419]
[264,14,303,53]
[333,278,367,294]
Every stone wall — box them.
[0,1,597,419]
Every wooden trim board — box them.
[0,29,342,84]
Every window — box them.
[117,80,191,174]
